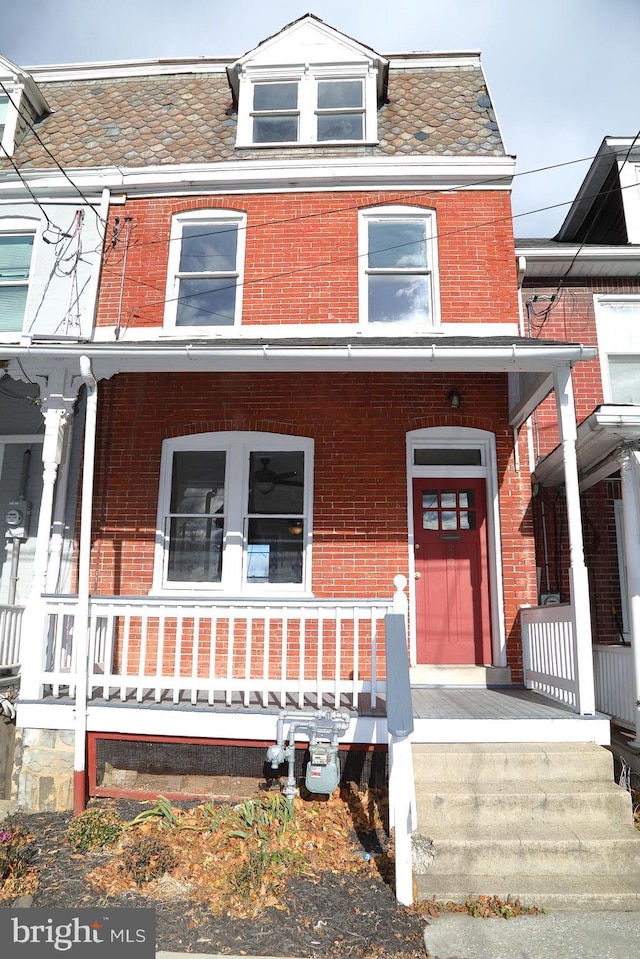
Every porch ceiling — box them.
[533,405,640,489]
[7,335,596,379]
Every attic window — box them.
[238,70,374,147]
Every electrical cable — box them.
[0,80,107,229]
[101,174,640,326]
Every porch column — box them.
[619,447,640,747]
[19,369,78,700]
[553,364,595,715]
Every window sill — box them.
[234,139,379,149]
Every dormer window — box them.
[240,70,371,147]
[0,56,50,157]
[228,15,387,151]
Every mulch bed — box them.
[0,795,428,958]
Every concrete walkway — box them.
[421,911,640,959]
[155,912,640,959]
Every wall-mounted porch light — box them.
[448,389,461,409]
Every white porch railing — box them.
[593,643,636,730]
[521,603,579,711]
[0,604,23,670]
[37,595,392,709]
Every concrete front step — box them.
[414,779,632,828]
[414,872,640,911]
[411,742,640,908]
[412,742,615,784]
[414,823,640,875]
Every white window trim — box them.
[594,294,640,403]
[359,205,440,329]
[0,84,21,156]
[163,209,246,332]
[0,215,39,339]
[153,431,314,596]
[405,427,505,667]
[236,65,378,148]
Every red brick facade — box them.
[88,368,536,673]
[96,190,519,330]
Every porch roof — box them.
[7,334,596,379]
[533,404,640,489]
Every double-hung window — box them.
[360,207,439,327]
[241,71,371,146]
[156,432,313,593]
[0,232,34,333]
[164,211,246,329]
[595,296,640,403]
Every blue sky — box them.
[1,0,638,236]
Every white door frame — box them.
[406,427,506,667]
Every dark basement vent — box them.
[88,733,387,800]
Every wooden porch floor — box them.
[410,686,594,721]
[40,683,604,722]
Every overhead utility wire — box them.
[121,153,599,257]
[110,176,640,324]
[0,80,107,229]
[526,130,640,334]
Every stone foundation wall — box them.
[13,728,75,811]
[0,716,15,800]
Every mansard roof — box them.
[1,50,504,170]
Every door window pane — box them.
[422,491,438,509]
[422,510,438,530]
[441,511,457,530]
[441,492,457,508]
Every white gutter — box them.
[73,355,97,815]
[3,343,597,363]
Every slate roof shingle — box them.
[4,63,505,171]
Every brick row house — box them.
[1,16,638,906]
[517,135,640,748]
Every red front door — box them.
[413,477,492,665]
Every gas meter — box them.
[266,708,350,801]
[306,742,341,794]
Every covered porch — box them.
[0,336,609,812]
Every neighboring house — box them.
[0,53,104,666]
[517,135,640,747]
[3,15,638,908]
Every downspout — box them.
[73,355,97,815]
